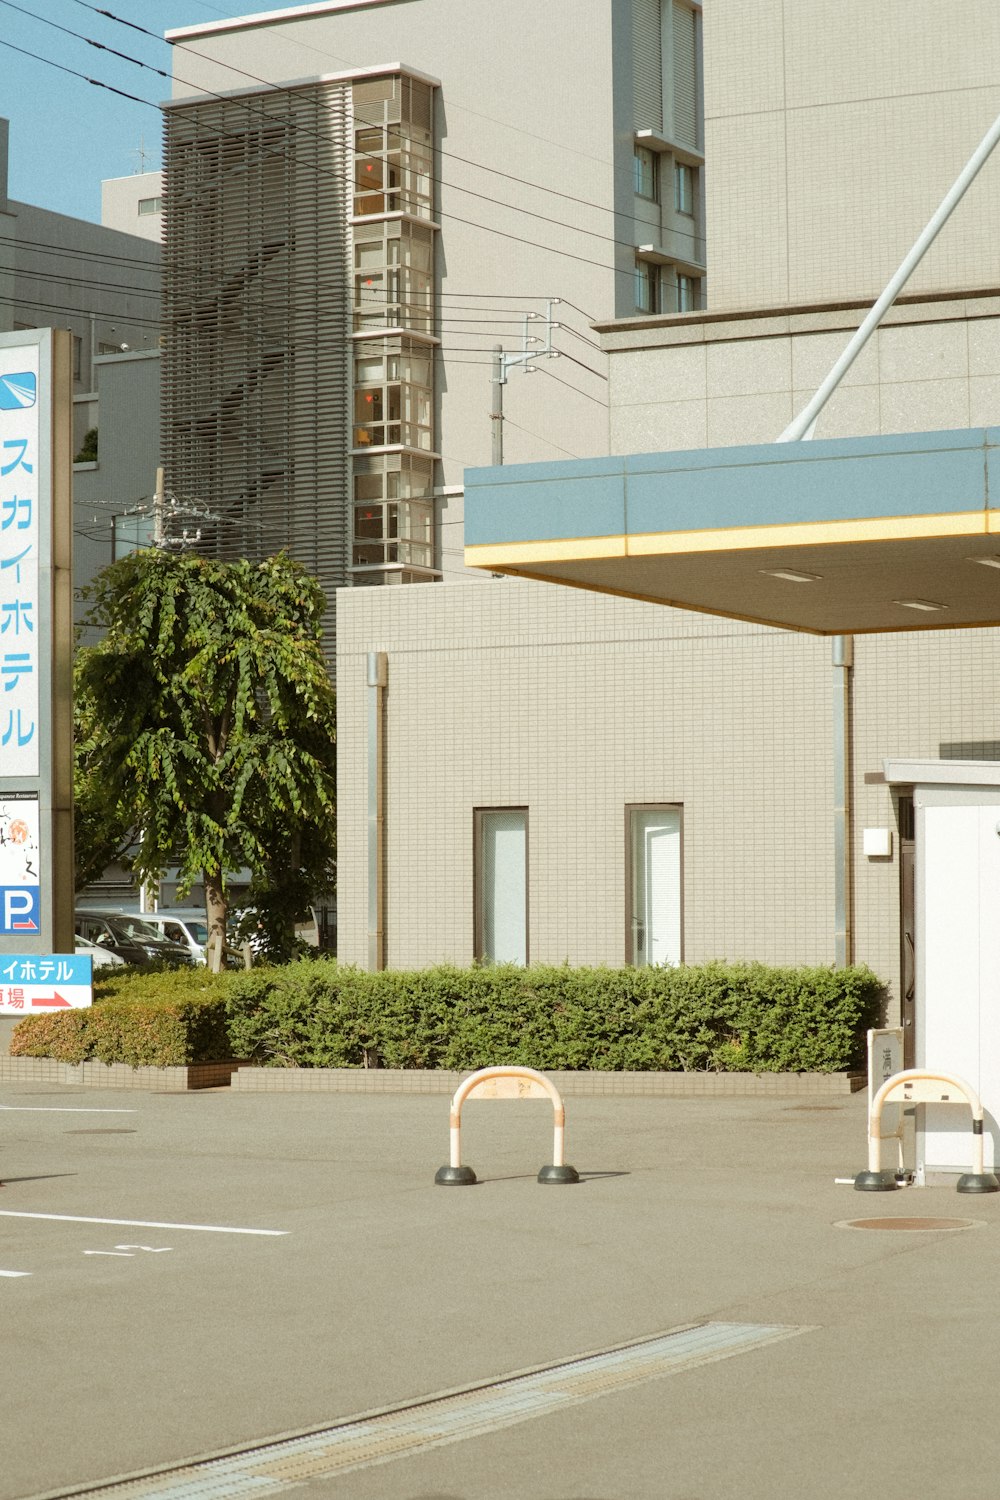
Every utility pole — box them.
[153,465,165,547]
[490,300,560,466]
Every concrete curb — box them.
[230,1066,865,1097]
[0,1058,865,1096]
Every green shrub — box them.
[224,958,884,1074]
[11,959,884,1072]
[11,968,235,1066]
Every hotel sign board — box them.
[0,329,75,957]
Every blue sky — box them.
[1,0,311,223]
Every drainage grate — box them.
[39,1322,811,1499]
[837,1216,983,1232]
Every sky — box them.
[0,0,313,224]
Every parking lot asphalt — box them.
[2,1079,1000,1500]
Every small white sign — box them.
[868,1026,904,1155]
[0,952,92,1013]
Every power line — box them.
[73,0,627,228]
[4,0,637,276]
[0,236,601,330]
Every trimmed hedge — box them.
[10,959,885,1073]
[9,969,234,1067]
[223,958,885,1074]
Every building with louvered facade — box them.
[161,1,704,651]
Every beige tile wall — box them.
[705,1,1000,309]
[338,580,833,973]
[608,296,1000,453]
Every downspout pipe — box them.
[832,634,853,968]
[366,651,387,971]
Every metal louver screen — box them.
[632,0,663,133]
[161,82,351,658]
[672,1,698,148]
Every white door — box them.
[630,808,681,966]
[919,798,1000,1174]
[479,809,527,965]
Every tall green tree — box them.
[74,549,336,952]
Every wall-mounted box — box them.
[863,827,893,858]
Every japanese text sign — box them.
[0,350,39,778]
[0,952,92,1012]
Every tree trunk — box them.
[204,870,228,972]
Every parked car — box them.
[139,910,210,965]
[74,934,126,969]
[74,911,194,969]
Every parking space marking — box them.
[0,1269,31,1277]
[0,1212,288,1236]
[0,1105,138,1113]
[84,1245,173,1257]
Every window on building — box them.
[352,451,435,570]
[633,145,658,201]
[627,805,682,966]
[634,257,658,314]
[138,197,163,216]
[353,221,434,333]
[352,75,433,220]
[475,808,528,964]
[675,273,701,312]
[353,336,433,450]
[72,333,82,382]
[674,161,694,215]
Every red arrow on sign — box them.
[31,994,71,1008]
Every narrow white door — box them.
[630,808,681,967]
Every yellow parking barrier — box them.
[434,1066,580,1186]
[855,1068,1000,1194]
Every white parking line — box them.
[0,1211,288,1236]
[0,1269,31,1278]
[0,1105,137,1113]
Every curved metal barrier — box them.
[856,1068,1000,1194]
[434,1066,579,1186]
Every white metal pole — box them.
[778,108,1000,443]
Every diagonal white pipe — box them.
[778,108,1000,442]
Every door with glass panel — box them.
[475,808,528,965]
[628,806,682,967]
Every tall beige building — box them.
[161,0,704,647]
[336,0,1000,1044]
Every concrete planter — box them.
[0,1057,243,1091]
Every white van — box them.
[140,910,210,965]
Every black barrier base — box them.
[434,1164,477,1186]
[853,1169,900,1192]
[956,1171,1000,1194]
[537,1163,580,1184]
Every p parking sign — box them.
[0,790,40,934]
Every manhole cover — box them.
[836,1216,983,1232]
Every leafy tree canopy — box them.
[74,549,336,951]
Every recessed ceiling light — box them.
[968,556,1000,570]
[892,598,948,612]
[759,568,822,583]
